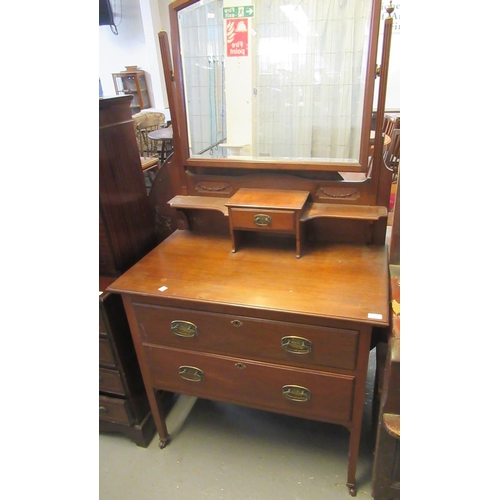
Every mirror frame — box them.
[168,0,382,174]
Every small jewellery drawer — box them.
[99,395,131,425]
[99,367,125,396]
[230,208,296,233]
[99,338,116,367]
[133,303,359,370]
[143,346,355,424]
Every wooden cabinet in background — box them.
[112,67,151,114]
[99,95,156,278]
[99,95,162,446]
[99,290,157,447]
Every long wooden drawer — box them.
[132,303,359,370]
[99,367,125,396]
[99,338,116,367]
[143,345,355,424]
[99,394,131,425]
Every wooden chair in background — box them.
[384,128,400,182]
[133,111,166,157]
[383,114,398,139]
[132,111,166,192]
[381,113,400,182]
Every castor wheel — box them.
[158,438,170,449]
[348,485,357,496]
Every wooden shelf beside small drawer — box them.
[300,202,387,221]
[167,195,229,216]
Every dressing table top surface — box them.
[108,230,389,327]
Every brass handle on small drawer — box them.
[179,366,204,382]
[282,385,311,402]
[281,336,312,354]
[99,406,108,415]
[171,320,198,338]
[254,214,272,226]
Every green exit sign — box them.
[223,5,255,19]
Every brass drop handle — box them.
[179,366,204,382]
[254,214,272,227]
[99,406,108,415]
[282,385,311,402]
[171,320,198,338]
[281,336,312,355]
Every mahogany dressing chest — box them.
[107,0,395,495]
[108,222,389,494]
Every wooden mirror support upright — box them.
[109,1,395,496]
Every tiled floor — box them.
[99,350,378,500]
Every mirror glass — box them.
[177,0,374,166]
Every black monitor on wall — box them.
[99,0,115,26]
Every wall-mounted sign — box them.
[223,5,255,19]
[226,18,249,57]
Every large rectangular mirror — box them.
[170,0,381,172]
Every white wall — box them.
[100,0,148,97]
[99,0,172,109]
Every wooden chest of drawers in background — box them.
[99,95,163,446]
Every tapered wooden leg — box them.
[148,388,170,448]
[122,296,171,448]
[346,426,361,496]
[346,326,373,497]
